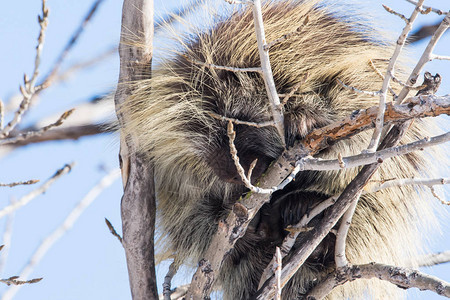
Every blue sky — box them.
[0,0,448,299]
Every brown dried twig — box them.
[263,16,309,50]
[105,218,123,244]
[0,277,42,287]
[0,164,73,219]
[0,180,40,188]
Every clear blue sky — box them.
[0,0,448,299]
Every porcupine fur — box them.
[122,1,441,299]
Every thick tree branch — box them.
[115,1,157,299]
[306,263,450,299]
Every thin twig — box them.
[155,0,204,31]
[36,46,117,90]
[368,60,397,98]
[0,277,42,287]
[396,13,450,104]
[0,0,49,138]
[0,180,40,188]
[0,164,73,219]
[186,56,262,73]
[209,112,275,128]
[364,177,449,194]
[105,218,123,244]
[431,54,450,61]
[0,109,74,146]
[419,251,450,267]
[163,262,179,300]
[227,121,275,194]
[405,0,448,16]
[429,186,449,205]
[263,16,309,50]
[336,79,380,96]
[383,4,409,23]
[368,0,425,152]
[389,70,423,90]
[1,169,119,300]
[39,0,106,90]
[252,0,285,145]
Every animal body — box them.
[123,1,440,299]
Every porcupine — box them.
[122,1,442,299]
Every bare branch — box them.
[383,4,409,23]
[419,251,450,267]
[0,109,74,146]
[186,55,262,73]
[0,180,39,188]
[258,195,337,287]
[1,169,119,300]
[264,16,309,50]
[307,263,450,299]
[364,177,449,194]
[336,79,380,96]
[405,0,448,16]
[431,54,450,61]
[334,200,358,268]
[274,247,282,300]
[0,164,73,219]
[227,121,276,194]
[368,60,397,98]
[0,277,42,287]
[429,186,448,205]
[252,0,285,145]
[105,218,123,244]
[368,0,425,152]
[303,94,450,153]
[396,13,450,104]
[39,0,106,90]
[255,118,427,298]
[388,70,423,90]
[188,92,450,298]
[0,0,49,138]
[208,112,275,128]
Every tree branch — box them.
[306,263,450,299]
[115,1,158,299]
